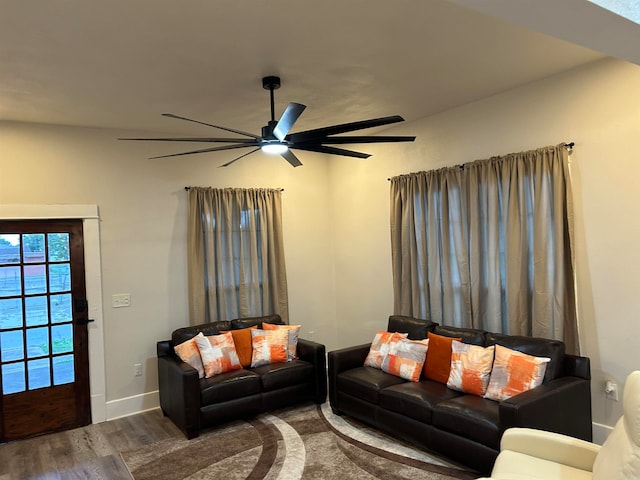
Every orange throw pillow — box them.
[423,332,461,383]
[223,326,257,368]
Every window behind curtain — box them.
[390,144,579,353]
[187,187,289,324]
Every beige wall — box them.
[1,57,638,436]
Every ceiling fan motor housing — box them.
[262,76,281,90]
[262,120,280,142]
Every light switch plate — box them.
[112,293,131,308]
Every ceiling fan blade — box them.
[281,149,303,167]
[119,137,258,143]
[273,103,306,141]
[288,115,405,142]
[162,113,260,139]
[299,135,416,145]
[220,148,261,167]
[292,145,371,159]
[149,143,257,159]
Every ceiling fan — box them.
[120,76,416,167]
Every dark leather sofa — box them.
[328,315,592,474]
[157,314,327,439]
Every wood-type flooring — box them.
[0,409,179,480]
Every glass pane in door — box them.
[2,363,25,394]
[0,297,22,329]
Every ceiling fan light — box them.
[261,143,289,155]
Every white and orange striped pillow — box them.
[174,332,205,378]
[483,344,550,401]
[364,331,408,369]
[381,338,429,382]
[262,322,301,361]
[447,340,495,396]
[250,328,289,367]
[194,332,242,378]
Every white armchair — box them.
[477,370,640,480]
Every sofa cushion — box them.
[491,449,593,480]
[387,315,436,340]
[485,332,565,382]
[432,395,502,450]
[379,380,462,424]
[200,369,261,405]
[172,321,233,346]
[253,359,314,392]
[433,325,485,345]
[337,366,406,404]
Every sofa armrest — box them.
[157,339,174,357]
[563,354,590,380]
[328,343,371,373]
[499,427,600,472]
[157,340,201,438]
[296,338,327,403]
[327,343,371,413]
[499,376,592,441]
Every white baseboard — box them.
[592,422,614,445]
[105,390,160,421]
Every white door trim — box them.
[0,204,107,423]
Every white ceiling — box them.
[0,0,633,137]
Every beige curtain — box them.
[187,187,289,324]
[390,144,578,353]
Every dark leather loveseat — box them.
[157,314,327,438]
[328,315,592,474]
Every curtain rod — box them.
[184,186,284,191]
[386,141,575,181]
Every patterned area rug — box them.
[121,403,478,480]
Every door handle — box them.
[76,318,95,325]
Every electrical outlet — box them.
[134,363,143,377]
[112,293,131,308]
[308,331,315,341]
[605,380,619,401]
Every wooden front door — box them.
[0,219,91,442]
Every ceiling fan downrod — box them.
[262,75,281,128]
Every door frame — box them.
[0,204,106,423]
